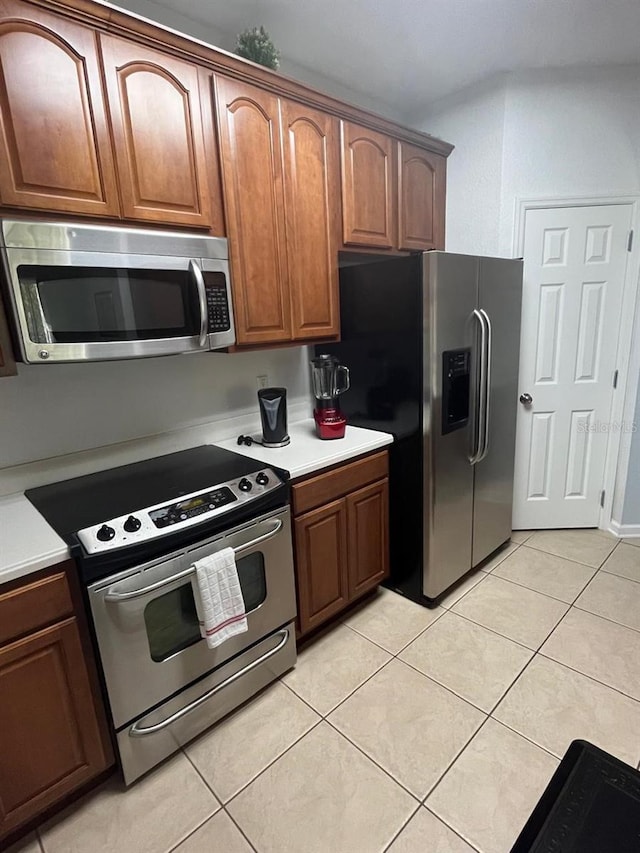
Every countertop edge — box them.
[1,423,395,588]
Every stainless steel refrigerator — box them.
[320,251,523,602]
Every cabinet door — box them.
[341,122,395,249]
[100,35,212,227]
[281,100,340,340]
[0,1,119,216]
[0,618,112,838]
[0,292,16,377]
[215,76,291,345]
[346,479,389,598]
[398,142,446,250]
[294,499,349,635]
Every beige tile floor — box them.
[11,528,640,853]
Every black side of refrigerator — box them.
[317,254,425,601]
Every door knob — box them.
[519,393,533,405]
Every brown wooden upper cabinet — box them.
[341,122,447,251]
[215,76,340,346]
[99,35,216,229]
[397,142,446,251]
[281,101,340,341]
[215,76,291,346]
[341,122,395,249]
[0,0,119,217]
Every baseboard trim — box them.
[608,520,640,538]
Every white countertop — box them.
[0,420,393,587]
[215,419,393,479]
[0,493,70,586]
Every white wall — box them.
[414,65,640,525]
[413,77,507,256]
[111,0,404,121]
[1,347,310,469]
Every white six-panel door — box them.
[513,204,632,529]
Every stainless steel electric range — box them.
[26,445,297,784]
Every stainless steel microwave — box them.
[0,219,235,363]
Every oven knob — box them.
[123,515,142,533]
[256,472,269,486]
[238,478,253,492]
[96,524,115,542]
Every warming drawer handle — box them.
[103,518,283,602]
[128,628,290,737]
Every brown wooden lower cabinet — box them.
[292,451,390,637]
[0,563,113,842]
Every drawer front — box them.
[0,566,74,647]
[292,451,388,515]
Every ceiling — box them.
[144,0,640,114]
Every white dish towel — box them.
[193,547,248,649]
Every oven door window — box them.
[17,265,200,343]
[143,552,267,662]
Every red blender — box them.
[310,354,350,439]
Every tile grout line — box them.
[488,715,565,762]
[515,541,616,571]
[322,715,428,803]
[196,715,325,813]
[536,648,640,704]
[572,602,640,636]
[382,802,424,852]
[425,715,559,852]
[221,808,261,853]
[488,563,598,605]
[178,747,265,853]
[465,567,586,609]
[423,805,483,853]
[423,713,493,805]
[600,566,640,586]
[166,808,231,853]
[173,750,256,853]
[440,607,536,651]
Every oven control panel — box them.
[77,469,282,554]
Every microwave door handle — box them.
[103,518,283,602]
[189,260,208,348]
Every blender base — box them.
[314,408,347,439]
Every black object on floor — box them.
[511,740,640,852]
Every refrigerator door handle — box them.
[478,308,492,461]
[469,309,487,465]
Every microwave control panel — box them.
[206,281,231,332]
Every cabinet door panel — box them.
[347,479,389,598]
[0,1,119,216]
[341,122,395,249]
[281,101,340,340]
[100,35,211,227]
[0,618,111,837]
[294,499,349,635]
[215,76,291,344]
[398,143,446,250]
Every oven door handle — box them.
[104,518,283,603]
[128,627,290,737]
